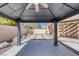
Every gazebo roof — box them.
[0,3,79,22]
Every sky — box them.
[40,23,46,28]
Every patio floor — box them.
[16,34,77,56]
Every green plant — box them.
[0,17,16,26]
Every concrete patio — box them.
[1,34,77,56]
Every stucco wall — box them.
[0,25,16,43]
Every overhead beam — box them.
[48,7,57,20]
[0,12,16,21]
[20,19,54,23]
[60,19,79,23]
[0,3,8,8]
[62,3,78,11]
[7,5,17,12]
[59,3,79,22]
[0,3,20,21]
[9,7,24,15]
[19,4,28,18]
[60,10,79,22]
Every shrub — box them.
[0,17,16,26]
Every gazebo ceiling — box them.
[0,3,79,22]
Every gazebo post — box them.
[53,20,58,46]
[16,20,21,46]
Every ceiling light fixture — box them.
[26,3,48,13]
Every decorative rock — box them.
[0,42,10,49]
[13,37,17,44]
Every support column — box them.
[16,20,21,46]
[54,20,58,46]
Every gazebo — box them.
[0,3,79,46]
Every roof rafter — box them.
[19,4,28,18]
[0,12,16,21]
[62,3,78,11]
[48,7,58,22]
[0,3,8,8]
